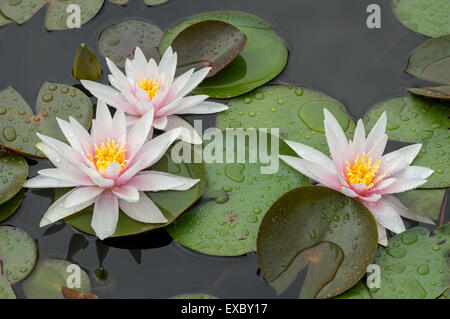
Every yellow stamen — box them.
[86,138,128,175]
[137,78,161,100]
[345,153,384,189]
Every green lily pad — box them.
[405,35,450,85]
[109,0,128,4]
[99,19,163,68]
[363,95,450,188]
[333,281,372,299]
[0,189,25,223]
[391,0,450,38]
[439,289,449,299]
[159,11,288,98]
[217,85,356,155]
[22,258,91,299]
[144,0,168,5]
[396,189,446,219]
[0,11,12,26]
[0,83,93,158]
[171,293,218,299]
[0,0,104,30]
[167,131,310,256]
[407,86,450,101]
[58,146,205,237]
[369,225,449,299]
[0,153,27,205]
[0,226,37,284]
[73,43,102,81]
[0,275,15,299]
[257,186,378,299]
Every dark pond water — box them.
[0,0,448,298]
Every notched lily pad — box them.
[0,83,93,158]
[0,226,37,284]
[396,188,446,220]
[0,153,27,205]
[99,19,163,68]
[363,95,450,188]
[257,186,378,299]
[171,20,247,78]
[407,86,450,101]
[0,275,15,299]
[370,225,449,299]
[73,43,102,81]
[0,189,25,223]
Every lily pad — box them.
[0,83,93,158]
[391,0,450,38]
[62,286,98,299]
[363,95,450,188]
[58,146,205,237]
[369,225,449,299]
[0,275,15,299]
[144,0,168,5]
[407,86,450,101]
[405,35,450,85]
[171,293,218,299]
[0,0,104,30]
[396,188,446,220]
[0,226,37,284]
[99,19,163,68]
[109,0,128,4]
[0,189,25,223]
[0,153,27,205]
[216,85,356,155]
[257,186,378,299]
[170,20,247,78]
[167,131,310,256]
[0,11,12,26]
[333,281,371,299]
[22,258,91,299]
[159,11,288,98]
[73,43,102,81]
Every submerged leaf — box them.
[0,154,27,205]
[73,43,102,81]
[407,86,450,101]
[396,188,446,219]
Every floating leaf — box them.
[370,225,449,299]
[167,132,310,256]
[0,226,37,284]
[109,0,128,4]
[159,11,288,98]
[170,20,247,78]
[171,293,218,299]
[407,86,450,101]
[0,10,12,26]
[62,286,98,299]
[405,35,450,85]
[0,275,15,299]
[363,95,450,188]
[0,153,27,205]
[216,85,356,155]
[439,289,449,299]
[0,83,93,158]
[144,0,168,5]
[396,189,446,219]
[22,258,91,299]
[391,0,450,38]
[99,19,163,68]
[58,146,205,237]
[333,281,371,299]
[257,186,378,299]
[0,189,25,223]
[73,43,102,81]
[0,0,104,30]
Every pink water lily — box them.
[81,47,228,145]
[24,101,200,240]
[280,109,435,245]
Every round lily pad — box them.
[0,153,27,205]
[407,86,450,101]
[333,281,371,299]
[0,275,15,299]
[159,11,288,98]
[0,189,25,223]
[370,225,449,299]
[22,258,91,299]
[73,43,102,81]
[171,293,218,299]
[0,83,93,158]
[58,147,205,237]
[391,0,450,38]
[257,186,378,299]
[166,131,310,256]
[363,95,450,188]
[217,85,356,155]
[0,226,37,284]
[405,35,450,85]
[396,189,446,220]
[0,11,12,26]
[99,19,163,68]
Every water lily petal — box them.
[164,115,202,145]
[381,144,422,176]
[176,101,229,115]
[158,95,207,117]
[24,175,80,188]
[56,118,82,152]
[36,142,73,170]
[377,223,388,246]
[152,116,168,130]
[119,192,168,223]
[383,195,435,225]
[391,166,434,180]
[127,107,155,160]
[323,109,348,174]
[112,185,139,202]
[64,186,105,208]
[376,178,427,195]
[363,199,406,234]
[284,140,335,173]
[69,116,94,155]
[131,47,148,81]
[106,57,136,103]
[117,159,145,185]
[91,191,119,240]
[128,171,200,191]
[103,161,121,180]
[348,119,366,160]
[366,111,386,151]
[175,67,210,99]
[37,168,94,186]
[366,133,388,161]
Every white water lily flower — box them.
[280,109,435,246]
[24,101,200,240]
[81,47,228,145]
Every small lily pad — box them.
[407,86,450,101]
[0,11,12,26]
[405,35,450,85]
[170,20,247,78]
[0,83,93,158]
[73,43,102,81]
[0,189,25,223]
[333,281,371,299]
[171,293,218,299]
[369,225,449,299]
[144,0,168,5]
[363,95,450,188]
[167,132,310,256]
[109,0,128,4]
[99,19,163,68]
[22,258,91,299]
[0,275,15,299]
[0,153,27,205]
[396,188,446,219]
[159,11,288,98]
[0,226,37,284]
[257,186,378,299]
[391,0,450,38]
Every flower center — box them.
[137,78,161,100]
[345,153,381,189]
[87,138,128,174]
